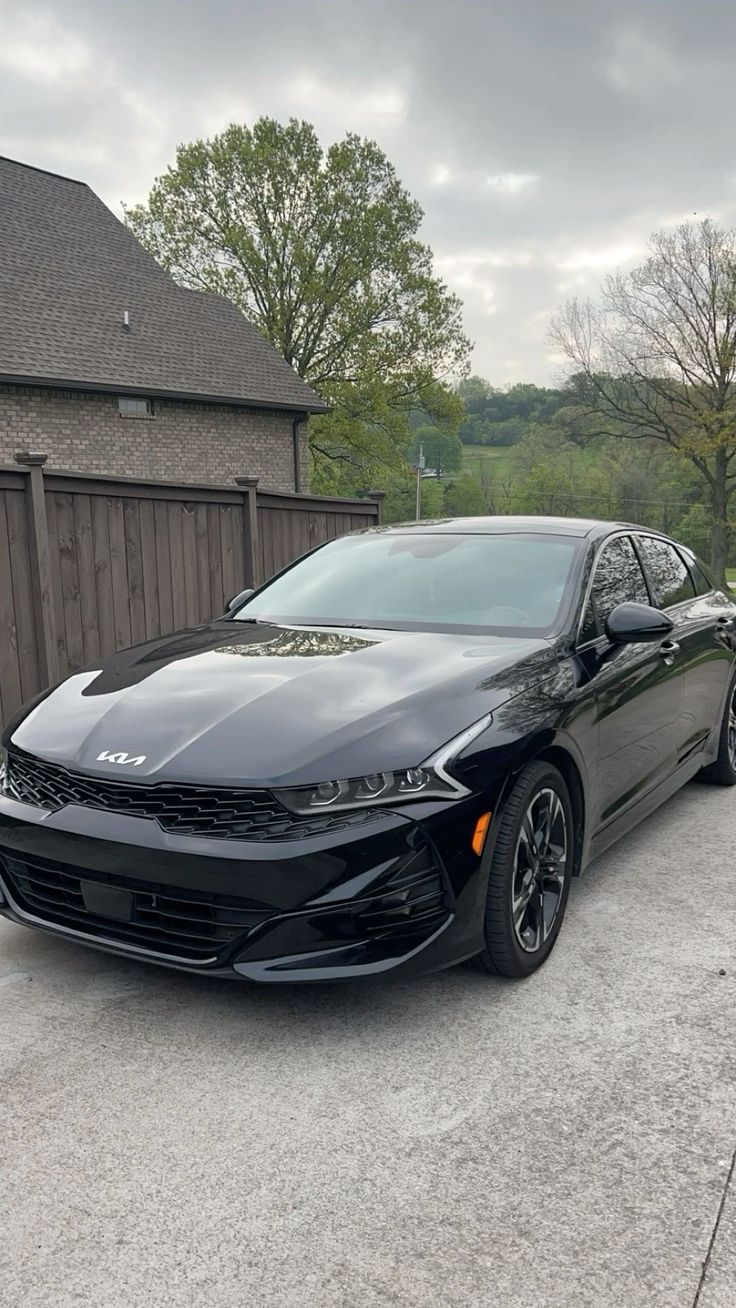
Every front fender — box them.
[455,664,595,872]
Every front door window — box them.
[580,536,649,644]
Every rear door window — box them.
[683,553,715,596]
[637,536,695,608]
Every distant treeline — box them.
[456,377,568,446]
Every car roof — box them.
[369,515,642,540]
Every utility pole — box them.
[415,443,425,521]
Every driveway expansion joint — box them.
[692,1145,736,1307]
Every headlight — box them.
[0,747,7,794]
[275,713,493,814]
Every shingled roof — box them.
[0,157,327,413]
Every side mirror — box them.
[605,602,674,645]
[225,587,254,614]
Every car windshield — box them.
[233,531,580,635]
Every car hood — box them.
[10,621,556,787]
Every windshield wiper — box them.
[292,620,376,630]
[221,615,275,625]
[224,616,374,630]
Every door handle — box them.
[658,639,680,661]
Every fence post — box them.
[235,476,262,588]
[366,490,386,524]
[15,451,58,687]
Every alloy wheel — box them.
[512,787,569,954]
[728,685,736,770]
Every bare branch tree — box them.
[550,220,736,582]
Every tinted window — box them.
[637,536,695,607]
[235,532,579,634]
[579,536,649,643]
[684,555,715,596]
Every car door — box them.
[635,534,736,763]
[578,533,684,832]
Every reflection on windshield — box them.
[235,532,580,635]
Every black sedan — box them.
[1,516,735,983]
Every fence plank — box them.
[181,503,199,626]
[73,494,100,667]
[168,502,187,630]
[56,492,85,675]
[123,499,147,646]
[194,503,212,622]
[4,489,41,704]
[18,459,59,686]
[90,495,115,658]
[153,500,174,635]
[274,510,291,575]
[45,493,69,677]
[0,493,22,723]
[107,497,132,651]
[258,509,273,581]
[220,504,238,602]
[289,510,301,565]
[138,498,160,640]
[313,511,329,552]
[206,503,224,614]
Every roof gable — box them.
[0,157,327,413]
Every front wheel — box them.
[700,674,736,786]
[474,761,573,979]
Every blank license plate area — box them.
[80,881,134,922]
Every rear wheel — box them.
[474,761,573,979]
[700,675,736,786]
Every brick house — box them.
[0,157,327,490]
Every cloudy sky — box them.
[2,0,736,384]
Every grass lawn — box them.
[461,444,515,482]
[727,568,736,584]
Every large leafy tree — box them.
[125,118,470,485]
[551,220,736,583]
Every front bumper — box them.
[0,790,493,982]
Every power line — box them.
[493,490,713,510]
[476,482,713,511]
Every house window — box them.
[118,396,154,418]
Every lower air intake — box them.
[0,851,272,962]
[354,844,452,942]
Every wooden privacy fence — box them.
[0,453,383,729]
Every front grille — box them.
[4,750,381,842]
[0,851,272,962]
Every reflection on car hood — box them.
[11,621,557,787]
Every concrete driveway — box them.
[1,780,735,1308]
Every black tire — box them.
[474,761,573,979]
[700,674,736,786]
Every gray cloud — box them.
[3,0,736,383]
